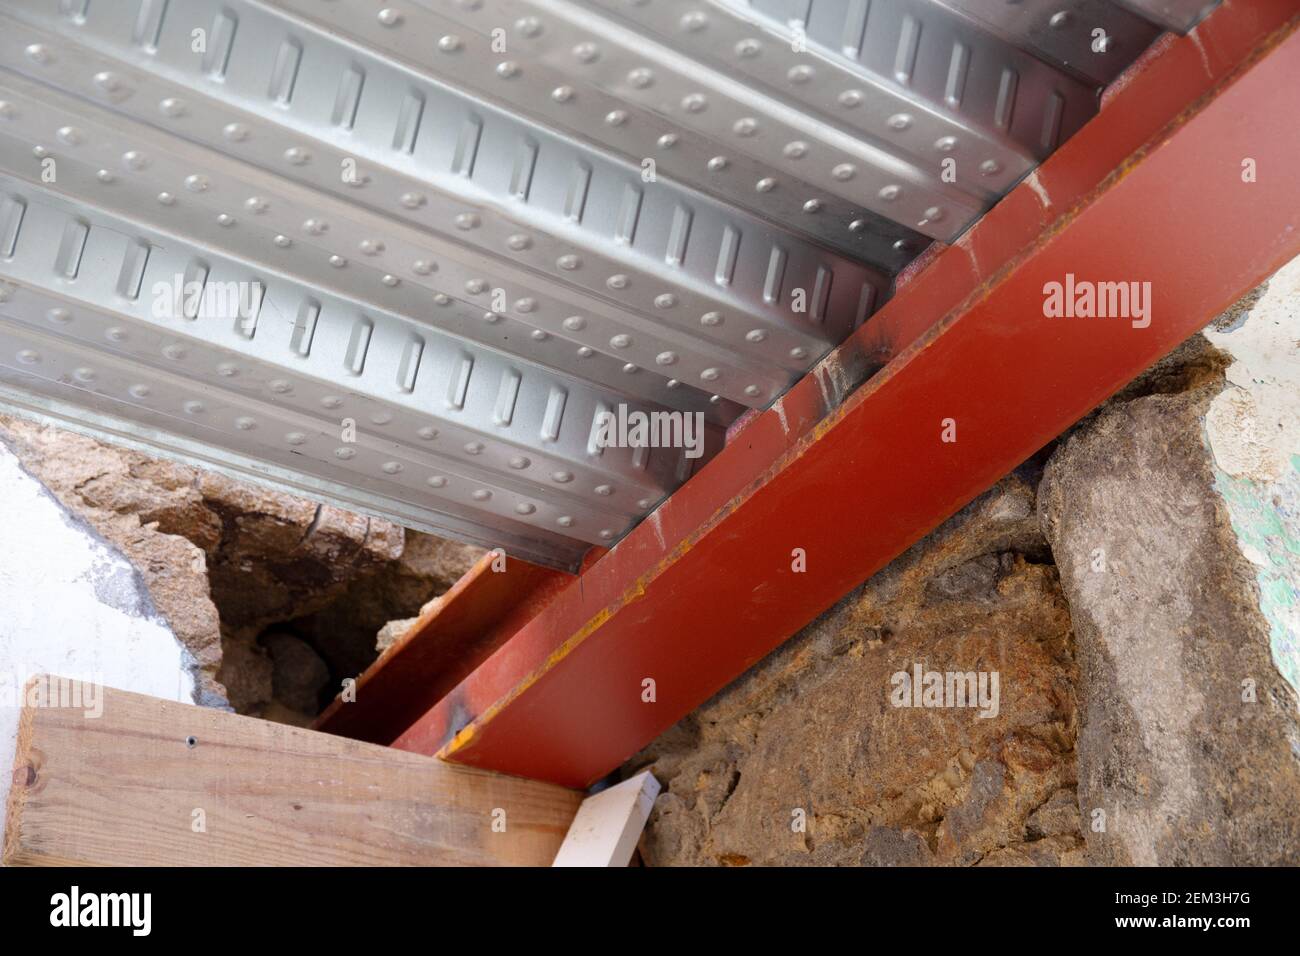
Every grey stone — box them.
[262,630,331,714]
[1038,375,1300,865]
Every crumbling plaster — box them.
[0,443,196,844]
[1205,257,1300,699]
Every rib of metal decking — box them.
[0,0,1203,568]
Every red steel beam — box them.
[314,552,570,744]
[393,1,1300,787]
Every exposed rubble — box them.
[629,473,1081,866]
[0,416,482,720]
[1040,381,1300,865]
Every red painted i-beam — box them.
[313,551,571,745]
[393,2,1300,788]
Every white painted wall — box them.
[1204,256,1300,701]
[0,442,195,844]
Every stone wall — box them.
[630,262,1300,867]
[632,472,1080,866]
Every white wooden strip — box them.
[552,770,660,867]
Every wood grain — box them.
[4,678,582,866]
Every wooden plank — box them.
[552,771,660,867]
[314,551,572,745]
[4,677,582,867]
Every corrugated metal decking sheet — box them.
[0,0,1205,568]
